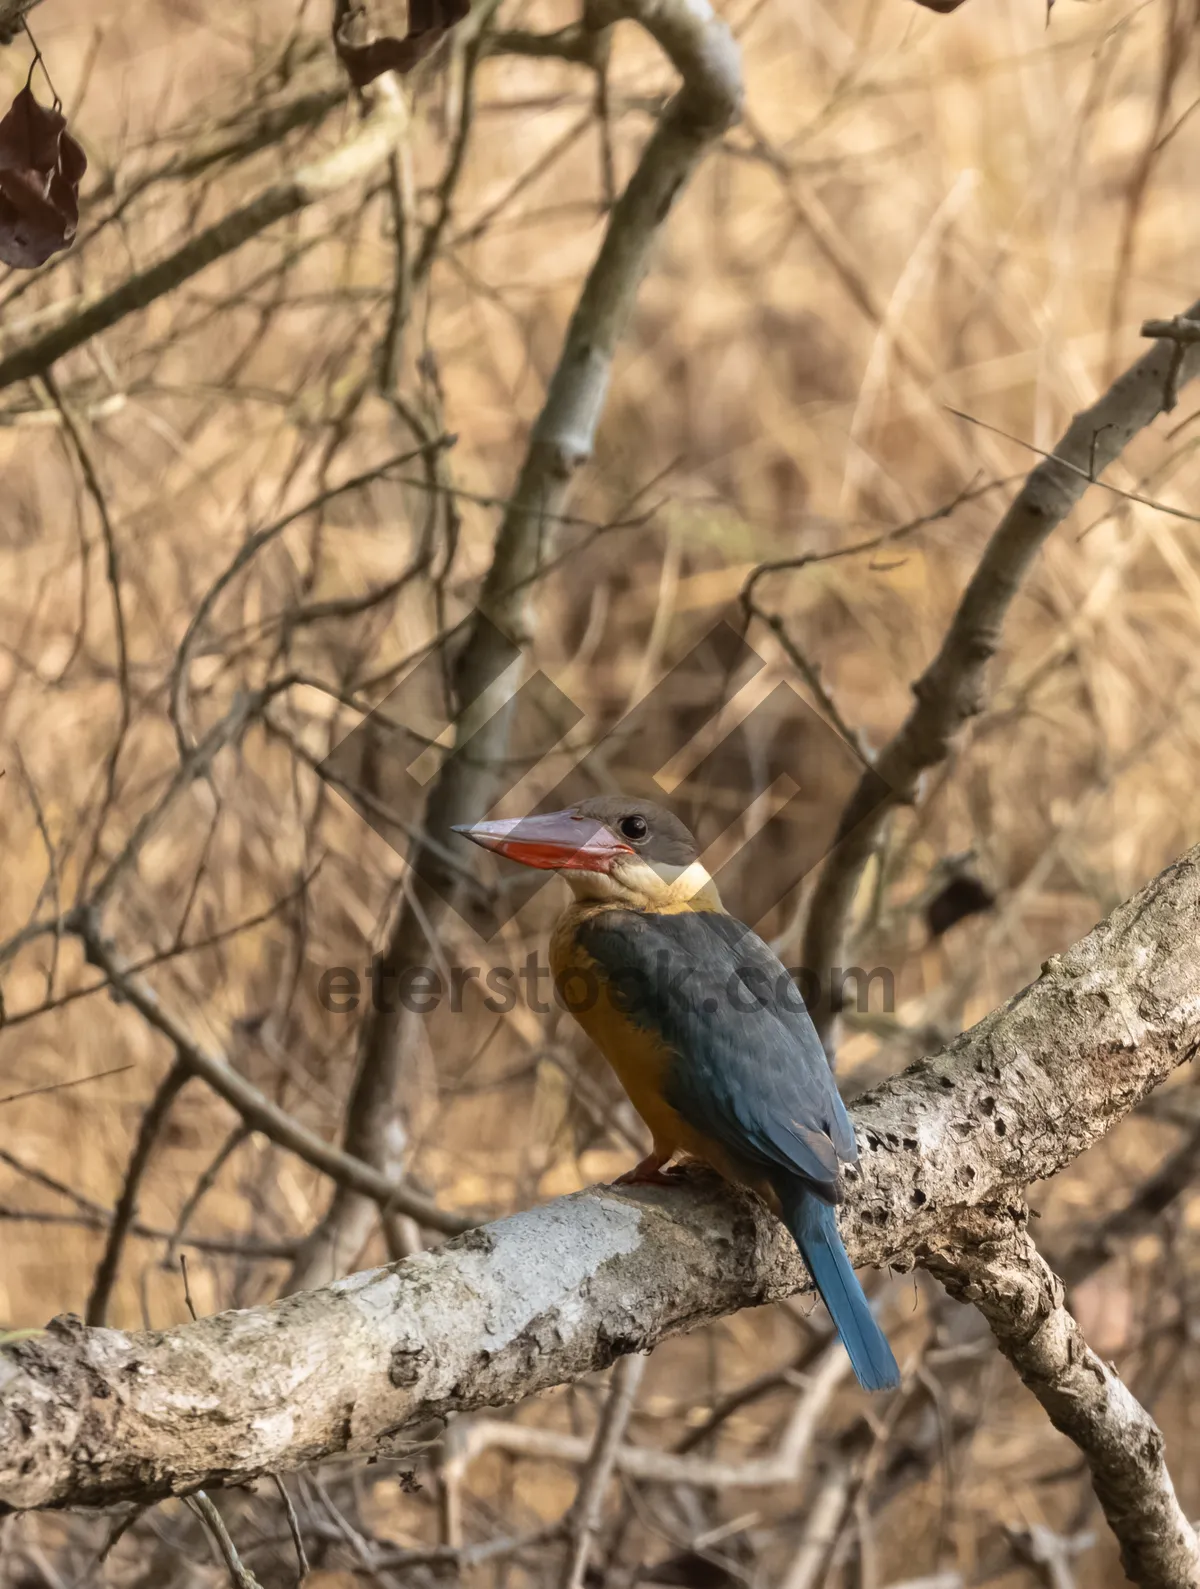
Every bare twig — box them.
[0,1203,297,1260]
[1103,0,1190,374]
[270,1474,310,1586]
[178,1254,198,1321]
[86,685,286,914]
[778,1465,853,1589]
[944,406,1200,523]
[69,911,473,1235]
[169,446,444,757]
[1007,1524,1095,1589]
[879,1577,963,1589]
[85,1056,190,1325]
[190,1492,265,1589]
[441,1337,850,1506]
[559,1353,647,1589]
[1141,316,1200,410]
[40,371,132,900]
[1054,1121,1200,1287]
[0,84,412,393]
[164,1124,251,1268]
[1141,316,1200,341]
[409,1,501,287]
[486,24,607,65]
[0,1063,133,1108]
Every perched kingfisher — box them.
[454,796,899,1392]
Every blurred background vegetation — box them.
[2,0,1200,1583]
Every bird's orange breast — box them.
[550,908,687,1149]
[549,905,750,1179]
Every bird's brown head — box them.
[453,796,718,910]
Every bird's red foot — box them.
[611,1154,683,1188]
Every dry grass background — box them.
[2,0,1200,1582]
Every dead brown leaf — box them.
[333,0,471,88]
[0,82,86,269]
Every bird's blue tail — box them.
[777,1183,900,1392]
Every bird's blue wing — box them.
[576,907,857,1199]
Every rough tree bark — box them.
[926,1211,1200,1589]
[5,839,1200,1586]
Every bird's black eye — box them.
[619,813,648,841]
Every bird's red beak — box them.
[453,809,634,874]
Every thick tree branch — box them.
[3,840,1199,1513]
[801,295,1200,1048]
[923,1210,1200,1589]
